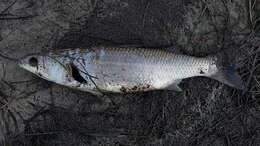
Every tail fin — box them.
[209,67,246,90]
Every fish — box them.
[18,46,246,95]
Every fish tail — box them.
[209,66,246,90]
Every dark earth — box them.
[0,0,260,145]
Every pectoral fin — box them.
[166,80,183,92]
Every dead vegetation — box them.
[0,0,260,145]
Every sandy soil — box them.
[0,0,259,145]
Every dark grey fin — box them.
[166,80,183,92]
[210,67,246,90]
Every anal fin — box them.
[166,80,183,92]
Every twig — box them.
[249,0,254,27]
[0,90,9,102]
[0,15,37,20]
[9,79,38,85]
[0,95,16,111]
[0,0,17,14]
[75,59,119,105]
[1,79,16,90]
[46,56,70,74]
[0,0,36,21]
[24,131,62,136]
[78,68,98,79]
[77,60,100,91]
[0,51,18,61]
[24,106,47,125]
[246,49,259,87]
[142,1,150,28]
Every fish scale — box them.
[70,47,211,92]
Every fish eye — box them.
[29,57,38,67]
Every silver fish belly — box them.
[19,46,245,94]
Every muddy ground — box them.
[0,0,260,145]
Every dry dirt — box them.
[0,0,260,145]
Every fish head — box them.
[18,54,78,86]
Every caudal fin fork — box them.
[210,67,246,90]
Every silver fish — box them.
[18,46,245,95]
